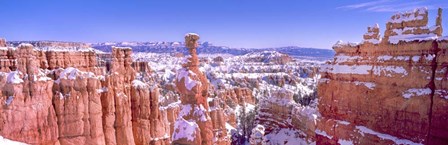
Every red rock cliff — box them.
[0,40,171,145]
[318,7,448,145]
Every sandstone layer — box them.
[0,41,170,145]
[318,7,448,145]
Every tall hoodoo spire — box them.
[172,33,214,145]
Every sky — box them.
[0,0,447,49]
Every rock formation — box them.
[171,33,219,145]
[255,89,316,144]
[0,43,59,145]
[0,39,173,145]
[319,7,448,144]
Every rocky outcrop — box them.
[319,7,448,144]
[171,33,221,145]
[131,81,170,145]
[52,67,105,145]
[255,89,316,142]
[0,44,59,145]
[102,47,136,145]
[0,40,176,145]
[241,51,292,64]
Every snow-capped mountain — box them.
[91,41,334,61]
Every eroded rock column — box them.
[171,33,214,145]
[102,47,136,145]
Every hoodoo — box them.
[171,33,215,145]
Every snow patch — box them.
[264,128,310,145]
[353,81,376,90]
[356,125,423,145]
[373,66,408,77]
[132,80,147,89]
[6,71,24,84]
[315,129,332,139]
[389,33,438,44]
[176,68,200,91]
[323,64,372,75]
[55,67,96,84]
[338,139,354,145]
[402,88,432,99]
[333,40,358,48]
[172,118,199,142]
[0,136,28,145]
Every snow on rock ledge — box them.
[54,67,96,84]
[5,71,24,84]
[176,68,200,91]
[172,118,200,142]
[0,136,28,145]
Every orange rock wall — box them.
[0,43,171,145]
[318,40,448,144]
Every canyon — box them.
[0,7,447,145]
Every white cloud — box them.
[337,0,391,9]
[338,0,448,12]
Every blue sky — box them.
[0,0,447,49]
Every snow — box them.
[96,87,108,93]
[315,129,332,139]
[292,100,320,124]
[377,55,393,61]
[356,125,423,145]
[37,47,97,52]
[5,96,14,106]
[181,55,192,64]
[435,89,448,99]
[234,103,256,117]
[389,33,438,44]
[338,139,354,145]
[185,33,199,37]
[425,54,435,61]
[402,88,432,99]
[412,56,421,62]
[336,120,350,125]
[334,55,361,64]
[385,8,439,45]
[324,64,372,75]
[178,104,192,117]
[193,104,209,121]
[373,66,408,77]
[132,80,147,89]
[151,133,170,141]
[18,43,33,48]
[178,104,208,121]
[333,40,358,48]
[176,68,200,90]
[55,67,97,84]
[388,7,427,23]
[6,71,24,84]
[172,118,199,141]
[0,136,28,145]
[353,81,376,90]
[263,128,311,145]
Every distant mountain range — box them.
[6,41,334,61]
[91,42,335,61]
